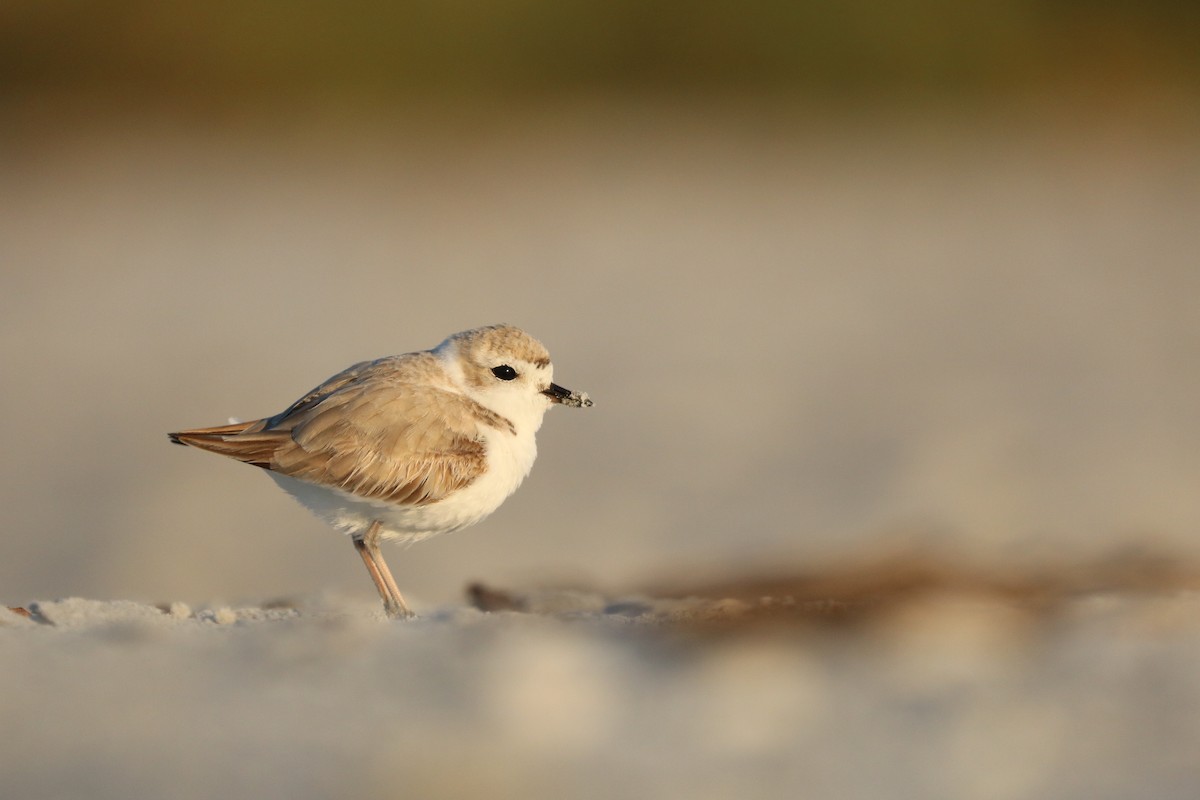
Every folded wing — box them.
[169,361,489,506]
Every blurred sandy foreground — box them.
[5,553,1200,800]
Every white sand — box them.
[4,589,1200,800]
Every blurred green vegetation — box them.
[1,0,1197,106]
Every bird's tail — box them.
[168,420,280,468]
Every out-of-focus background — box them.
[2,1,1199,607]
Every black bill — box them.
[542,382,594,408]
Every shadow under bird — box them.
[169,324,592,618]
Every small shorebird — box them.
[169,324,592,618]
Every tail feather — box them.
[168,420,255,443]
[168,420,281,468]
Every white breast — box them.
[267,425,539,545]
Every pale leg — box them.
[354,521,413,619]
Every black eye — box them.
[491,365,518,381]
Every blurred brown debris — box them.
[467,582,529,613]
[467,548,1200,629]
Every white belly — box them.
[268,428,539,544]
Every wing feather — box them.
[169,356,496,506]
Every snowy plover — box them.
[169,324,592,618]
